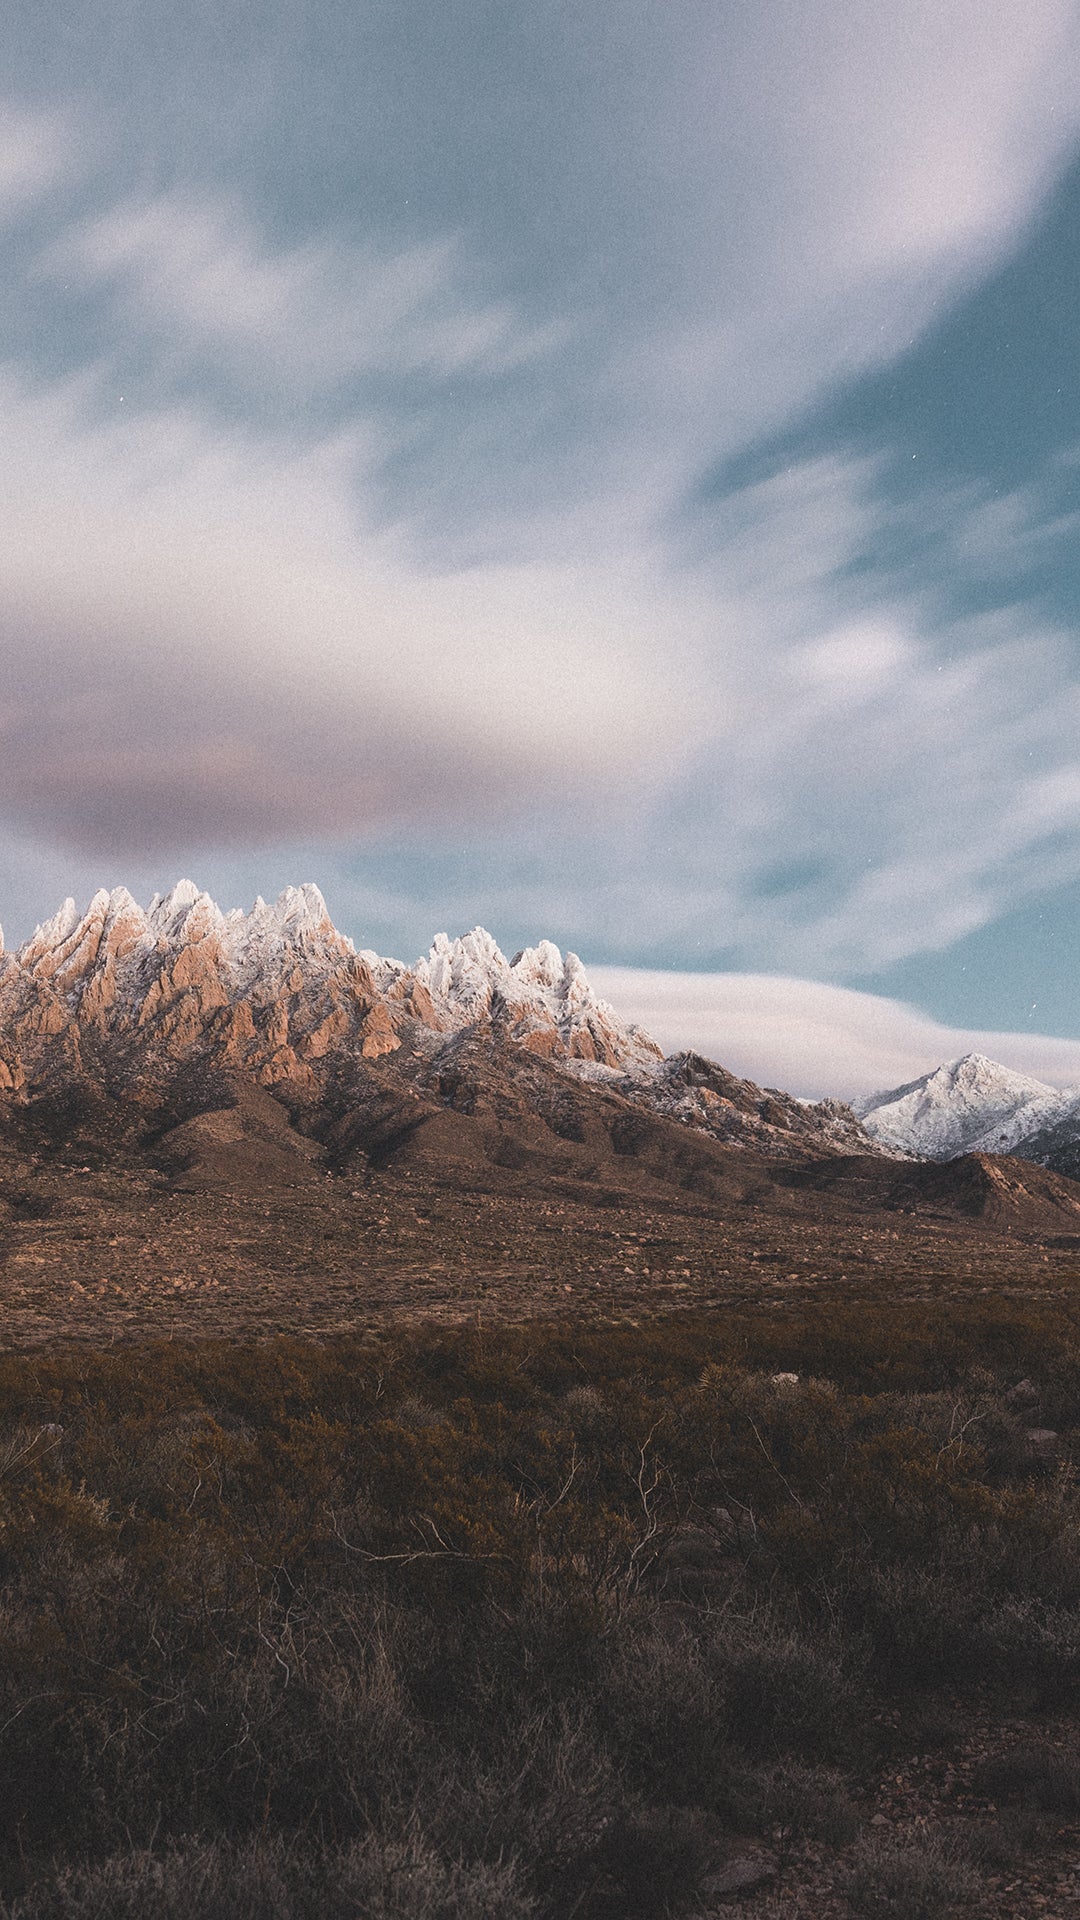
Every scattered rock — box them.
[701,1856,775,1898]
[1007,1377,1040,1406]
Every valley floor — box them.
[6,1125,1080,1912]
[2,1147,1080,1348]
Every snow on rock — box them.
[412,927,661,1068]
[419,928,506,1018]
[148,879,224,947]
[855,1052,1079,1160]
[0,884,660,1085]
[219,884,352,993]
[21,888,154,1000]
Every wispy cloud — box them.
[592,0,1080,474]
[590,965,1080,1101]
[0,366,692,853]
[45,191,566,395]
[0,103,73,216]
[3,337,1080,981]
[581,453,1080,977]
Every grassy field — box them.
[0,1304,1079,1915]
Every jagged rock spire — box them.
[0,883,662,1089]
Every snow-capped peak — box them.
[419,928,601,1024]
[856,1051,1080,1159]
[215,887,353,990]
[510,939,565,987]
[148,881,223,946]
[269,883,335,934]
[409,926,659,1068]
[15,880,350,998]
[419,928,524,1021]
[26,896,79,954]
[149,878,202,919]
[20,887,150,984]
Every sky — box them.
[4,1,1080,1097]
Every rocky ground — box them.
[718,1704,1080,1919]
[1,1133,1080,1349]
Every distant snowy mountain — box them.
[855,1052,1079,1160]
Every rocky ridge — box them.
[0,881,658,1090]
[0,882,870,1166]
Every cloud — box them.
[3,373,1079,988]
[0,103,73,216]
[565,454,1080,977]
[45,191,566,395]
[0,367,694,853]
[0,0,1079,976]
[589,965,1080,1102]
[580,0,1080,475]
[13,1,1080,511]
[2,280,1080,989]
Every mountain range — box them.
[6,884,1080,1198]
[4,885,1080,1347]
[0,881,871,1178]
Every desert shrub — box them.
[708,1615,866,1764]
[1,1310,1080,1906]
[732,1760,858,1846]
[963,1806,1047,1868]
[866,1383,1034,1481]
[586,1805,718,1919]
[838,1830,979,1919]
[559,1384,613,1443]
[1,1834,535,1920]
[971,1744,1080,1813]
[420,1706,618,1913]
[850,1560,991,1688]
[600,1617,730,1807]
[394,1395,451,1432]
[975,1596,1080,1691]
[600,1608,866,1818]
